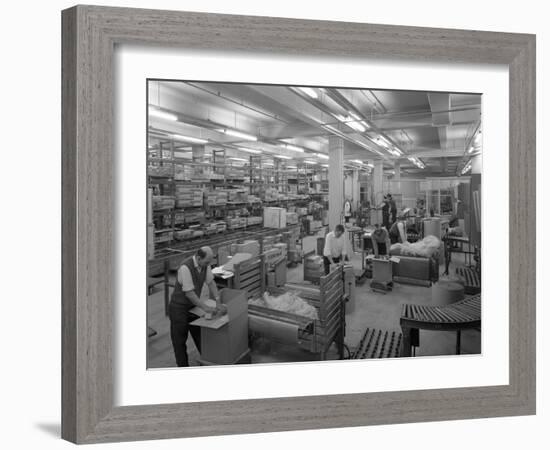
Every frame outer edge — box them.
[61,5,78,444]
[61,5,537,444]
[509,35,536,413]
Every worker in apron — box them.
[389,219,408,244]
[371,223,391,257]
[388,194,397,224]
[169,246,222,367]
[381,195,390,229]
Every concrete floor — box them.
[147,229,480,368]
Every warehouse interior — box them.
[147,80,482,368]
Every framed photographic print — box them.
[62,5,536,444]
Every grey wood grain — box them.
[61,5,536,444]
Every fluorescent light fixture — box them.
[366,163,374,168]
[286,165,297,169]
[351,159,364,165]
[238,147,261,154]
[216,128,258,141]
[298,87,318,99]
[229,157,248,162]
[279,143,304,153]
[171,133,208,144]
[304,160,317,165]
[276,155,292,160]
[263,162,274,167]
[148,107,178,121]
[315,153,329,160]
[322,164,329,168]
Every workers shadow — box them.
[35,422,61,438]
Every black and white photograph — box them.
[146,80,482,368]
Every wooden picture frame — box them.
[62,5,536,444]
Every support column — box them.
[394,160,401,182]
[328,136,344,231]
[372,160,384,225]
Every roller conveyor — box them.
[400,294,481,356]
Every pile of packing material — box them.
[152,195,175,210]
[226,217,247,230]
[249,291,319,320]
[148,165,173,177]
[286,212,299,225]
[205,190,228,206]
[264,207,287,229]
[175,187,203,208]
[246,216,263,227]
[227,189,248,203]
[304,254,325,280]
[390,235,441,258]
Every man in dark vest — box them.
[169,246,221,367]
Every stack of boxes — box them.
[263,207,287,229]
[152,195,175,210]
[226,217,247,230]
[285,211,299,225]
[148,165,173,177]
[246,216,263,227]
[205,190,228,206]
[234,240,260,257]
[227,189,248,204]
[184,210,205,224]
[174,187,203,208]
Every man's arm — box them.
[178,266,217,313]
[372,237,379,257]
[208,280,220,304]
[183,290,217,313]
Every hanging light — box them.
[171,133,208,144]
[315,153,329,160]
[238,147,262,154]
[216,128,258,141]
[278,143,305,153]
[148,107,178,121]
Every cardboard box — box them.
[191,289,249,365]
[263,207,287,229]
[236,240,260,257]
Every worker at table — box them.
[169,246,223,367]
[323,224,348,275]
[371,223,391,257]
[389,218,408,244]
